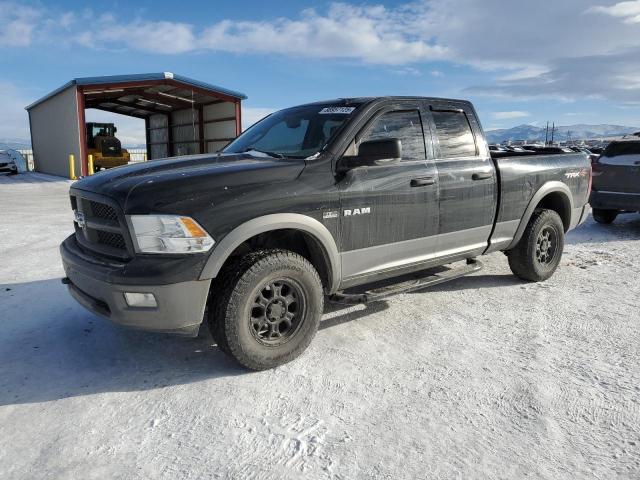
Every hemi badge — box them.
[323,211,338,219]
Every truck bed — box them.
[487,151,591,252]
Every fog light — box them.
[124,292,157,308]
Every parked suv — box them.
[61,97,590,369]
[590,137,640,223]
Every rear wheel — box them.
[208,249,323,370]
[592,208,618,224]
[508,209,565,282]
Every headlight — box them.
[128,215,214,254]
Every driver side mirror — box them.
[337,138,402,173]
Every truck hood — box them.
[72,152,306,213]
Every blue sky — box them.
[1,0,640,144]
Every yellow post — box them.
[88,154,94,175]
[143,152,147,161]
[68,154,76,180]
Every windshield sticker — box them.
[319,107,356,115]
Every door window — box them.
[359,110,426,161]
[431,110,477,158]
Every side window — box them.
[359,110,426,161]
[431,110,477,158]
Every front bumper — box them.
[590,191,640,212]
[61,235,211,335]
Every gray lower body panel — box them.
[64,266,211,335]
[340,226,491,279]
[339,226,491,288]
[590,191,640,211]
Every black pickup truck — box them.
[61,97,590,370]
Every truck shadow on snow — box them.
[0,271,520,406]
[0,278,247,406]
[0,278,389,406]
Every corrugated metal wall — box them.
[149,114,169,159]
[28,86,81,177]
[147,101,237,160]
[204,102,237,152]
[171,108,200,156]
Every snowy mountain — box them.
[485,124,639,144]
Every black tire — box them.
[592,208,618,224]
[208,249,323,370]
[508,209,565,282]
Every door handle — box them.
[410,176,435,187]
[472,172,492,180]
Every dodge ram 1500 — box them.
[61,97,590,369]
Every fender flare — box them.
[199,213,341,292]
[506,181,573,250]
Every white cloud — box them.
[467,49,640,104]
[3,1,640,108]
[0,2,447,64]
[79,19,196,54]
[198,4,446,64]
[0,2,41,47]
[588,1,640,23]
[393,67,422,76]
[491,111,530,120]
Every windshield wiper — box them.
[240,148,286,159]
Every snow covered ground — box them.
[1,173,639,479]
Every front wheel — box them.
[507,209,565,282]
[592,208,618,224]
[209,249,323,370]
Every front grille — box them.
[90,201,118,221]
[96,230,127,250]
[71,192,130,258]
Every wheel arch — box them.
[199,214,341,293]
[507,181,573,250]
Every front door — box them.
[337,106,439,281]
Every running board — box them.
[329,258,483,304]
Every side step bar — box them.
[329,258,483,304]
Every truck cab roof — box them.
[294,96,473,108]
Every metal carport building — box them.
[25,72,247,177]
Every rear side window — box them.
[600,141,640,166]
[603,141,640,157]
[431,110,477,158]
[359,110,426,161]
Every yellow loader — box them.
[86,122,130,170]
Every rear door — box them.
[337,104,439,280]
[427,101,497,257]
[593,141,640,193]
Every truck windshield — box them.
[224,105,358,159]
